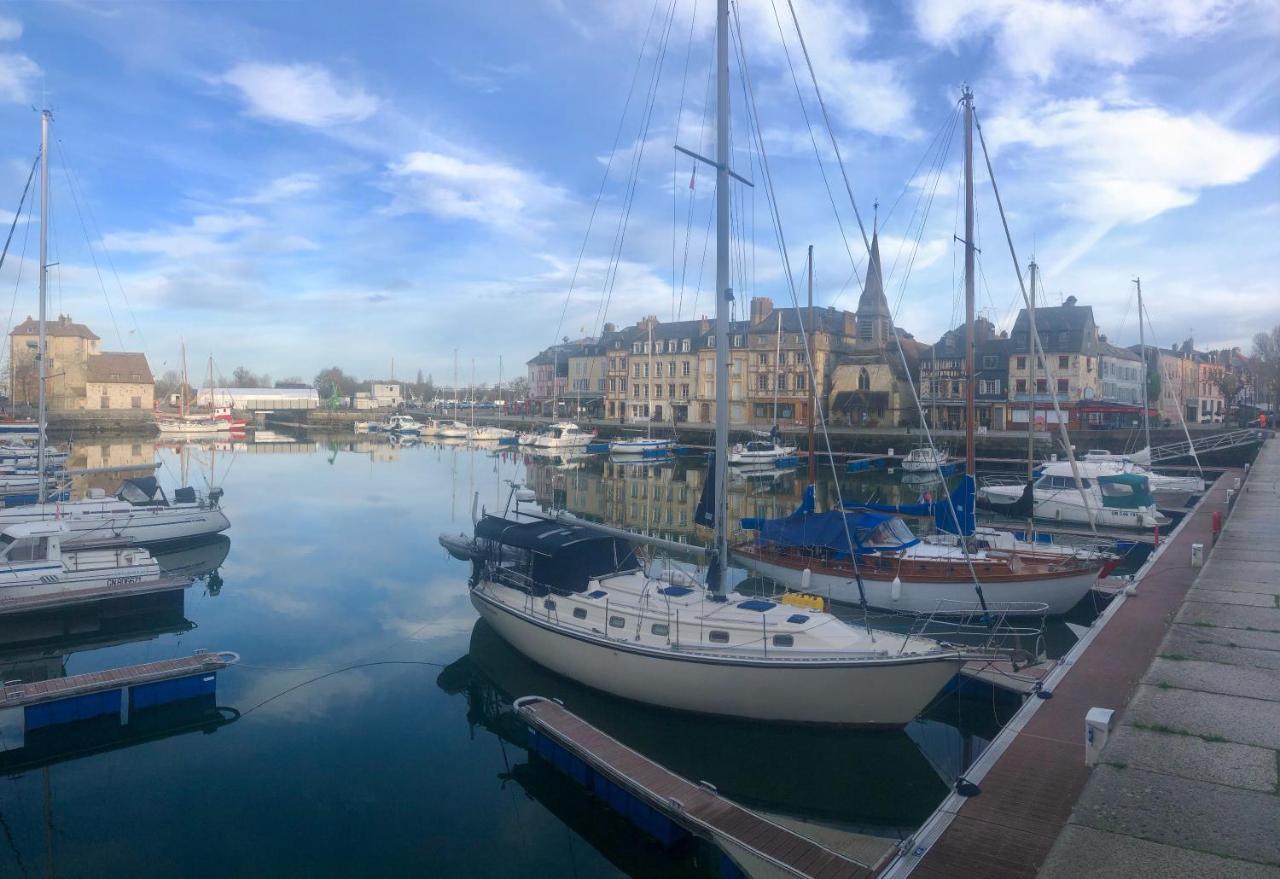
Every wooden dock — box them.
[0,576,194,616]
[879,466,1241,878]
[516,696,892,879]
[1,650,238,709]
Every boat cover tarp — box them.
[741,485,916,556]
[119,476,167,506]
[474,515,639,593]
[694,452,716,530]
[842,476,976,536]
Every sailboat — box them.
[157,341,226,435]
[734,89,1110,616]
[438,4,968,727]
[0,111,230,550]
[609,323,673,456]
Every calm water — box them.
[1,435,1070,877]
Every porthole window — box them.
[708,630,730,644]
[651,623,669,636]
[573,608,588,620]
[609,616,626,628]
[772,634,794,647]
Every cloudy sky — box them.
[0,0,1276,386]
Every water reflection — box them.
[440,619,1005,839]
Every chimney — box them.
[700,316,711,334]
[749,296,773,325]
[1064,295,1077,307]
[603,322,616,333]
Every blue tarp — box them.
[741,485,913,556]
[843,476,976,537]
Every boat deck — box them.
[882,465,1241,878]
[517,696,889,879]
[0,576,194,616]
[1,650,237,708]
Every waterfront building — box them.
[1134,343,1227,425]
[696,318,752,426]
[1084,340,1148,428]
[1006,296,1101,430]
[566,339,607,418]
[919,318,1009,431]
[743,297,856,427]
[197,387,319,412]
[9,314,155,413]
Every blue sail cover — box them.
[843,476,976,537]
[741,485,916,556]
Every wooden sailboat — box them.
[157,341,226,435]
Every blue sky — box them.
[0,0,1276,386]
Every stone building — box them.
[920,318,1010,430]
[1007,296,1101,430]
[827,232,922,426]
[743,297,856,427]
[9,314,154,412]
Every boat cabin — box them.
[0,520,68,564]
[472,515,639,595]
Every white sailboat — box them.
[440,6,969,726]
[901,445,950,472]
[157,340,227,434]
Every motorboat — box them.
[1079,453,1203,493]
[0,520,177,600]
[467,425,517,443]
[531,422,594,449]
[980,461,1170,529]
[442,514,964,726]
[0,476,229,548]
[383,414,423,435]
[901,445,950,472]
[0,420,39,438]
[436,420,471,438]
[728,438,797,465]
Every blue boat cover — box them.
[740,485,917,556]
[843,476,976,537]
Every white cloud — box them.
[0,52,39,103]
[985,98,1280,226]
[102,212,263,258]
[911,0,1272,81]
[0,16,22,41]
[219,62,380,127]
[385,150,571,236]
[232,172,321,204]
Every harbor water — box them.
[0,435,1129,877]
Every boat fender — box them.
[891,576,902,602]
[471,491,480,526]
[800,568,811,593]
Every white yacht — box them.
[1079,452,1204,493]
[728,438,797,465]
[436,420,471,438]
[0,477,229,548]
[980,461,1169,529]
[531,422,594,449]
[0,520,172,600]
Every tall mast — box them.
[712,0,731,587]
[1026,259,1038,534]
[647,321,654,438]
[498,355,504,429]
[961,87,976,482]
[453,348,458,422]
[36,110,50,504]
[180,339,188,419]
[806,245,816,485]
[1135,277,1151,455]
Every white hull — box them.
[0,552,161,599]
[901,459,947,472]
[728,446,797,464]
[980,484,1163,529]
[608,438,672,454]
[472,590,962,726]
[0,502,229,547]
[533,436,593,448]
[158,421,228,435]
[736,552,1097,616]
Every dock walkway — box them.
[1040,439,1280,877]
[517,696,890,879]
[1,651,238,709]
[882,460,1246,878]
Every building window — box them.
[654,362,663,378]
[732,334,745,347]
[633,364,641,378]
[1016,356,1026,370]
[1036,379,1048,393]
[668,383,675,398]
[680,339,690,352]
[681,361,691,377]
[1058,355,1069,370]
[982,355,997,369]
[680,383,690,398]
[776,373,786,391]
[1057,378,1069,394]
[758,352,769,366]
[951,381,961,395]
[131,396,141,409]
[643,363,649,378]
[100,395,110,409]
[794,373,805,391]
[857,368,870,391]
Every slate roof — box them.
[86,352,152,383]
[1010,301,1098,354]
[11,315,100,340]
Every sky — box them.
[0,0,1276,387]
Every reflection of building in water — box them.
[525,456,806,544]
[68,438,157,496]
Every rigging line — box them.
[0,154,38,281]
[885,109,958,313]
[688,181,715,319]
[557,0,662,347]
[783,0,871,252]
[672,0,699,322]
[972,107,1097,531]
[239,660,448,718]
[677,30,718,320]
[881,105,959,232]
[57,137,148,354]
[54,144,126,350]
[596,0,679,332]
[732,5,876,631]
[3,173,37,391]
[0,152,39,379]
[766,0,860,291]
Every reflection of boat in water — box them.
[151,535,231,588]
[439,619,970,832]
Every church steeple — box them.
[855,205,893,349]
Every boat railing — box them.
[901,599,1048,660]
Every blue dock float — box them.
[846,456,887,473]
[642,448,672,459]
[585,442,610,453]
[497,436,519,445]
[0,651,239,748]
[515,696,880,878]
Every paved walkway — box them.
[1040,438,1280,878]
